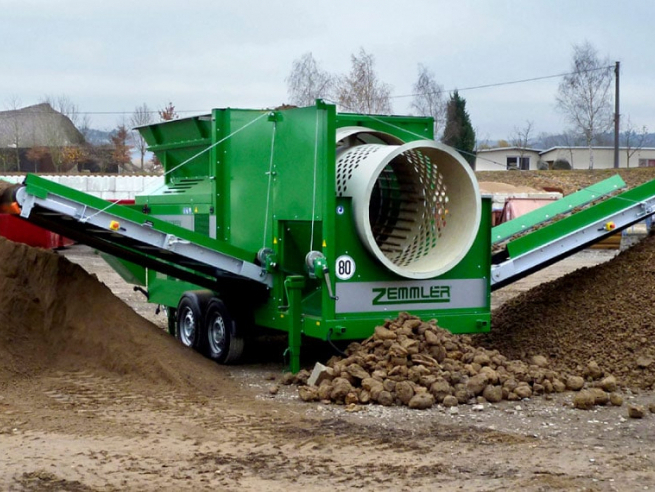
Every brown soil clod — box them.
[296,312,598,409]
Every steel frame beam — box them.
[16,183,272,289]
[492,194,655,290]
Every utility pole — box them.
[613,61,620,169]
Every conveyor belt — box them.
[15,174,272,294]
[491,177,655,290]
[491,175,626,244]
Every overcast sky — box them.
[2,0,653,141]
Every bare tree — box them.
[286,52,332,107]
[130,104,153,170]
[111,124,132,173]
[40,94,91,135]
[510,120,534,168]
[623,117,648,168]
[556,41,613,169]
[335,48,392,114]
[511,120,534,149]
[4,96,23,170]
[76,114,93,140]
[410,64,446,137]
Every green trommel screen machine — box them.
[16,101,492,372]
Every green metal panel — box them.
[507,178,655,258]
[492,175,626,244]
[336,113,434,141]
[23,174,252,262]
[100,254,146,286]
[146,271,205,307]
[219,107,332,252]
[222,109,272,249]
[271,107,329,222]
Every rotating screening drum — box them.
[336,127,481,279]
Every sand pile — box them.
[0,236,225,395]
[292,313,615,409]
[480,235,655,390]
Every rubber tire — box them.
[202,298,244,364]
[175,292,212,350]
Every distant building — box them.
[475,147,542,171]
[0,103,86,172]
[475,146,655,171]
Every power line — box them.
[390,65,614,99]
[5,65,614,116]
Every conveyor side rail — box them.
[491,177,655,291]
[15,174,272,292]
[491,175,626,244]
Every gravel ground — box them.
[0,242,634,491]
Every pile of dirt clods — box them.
[294,236,655,409]
[292,313,619,410]
[482,235,655,391]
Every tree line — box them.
[2,41,645,173]
[286,49,476,166]
[286,42,646,169]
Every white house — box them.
[539,147,655,169]
[474,147,542,171]
[475,146,655,171]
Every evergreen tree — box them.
[441,90,476,167]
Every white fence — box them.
[0,175,163,201]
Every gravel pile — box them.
[293,313,619,410]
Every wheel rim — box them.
[179,307,196,347]
[208,312,227,357]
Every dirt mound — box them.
[292,313,615,409]
[476,168,655,196]
[478,182,541,194]
[480,235,655,389]
[0,236,227,395]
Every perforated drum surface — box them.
[335,129,480,279]
[336,144,383,197]
[338,145,449,267]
